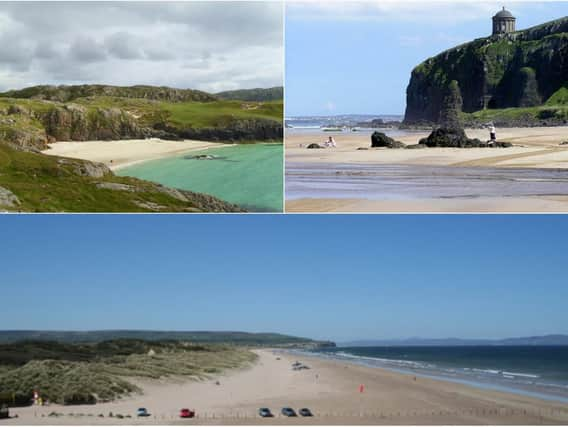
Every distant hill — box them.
[340,334,568,347]
[0,84,216,103]
[216,87,283,102]
[0,330,335,348]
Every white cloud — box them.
[0,1,283,93]
[287,1,510,23]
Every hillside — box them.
[0,84,216,103]
[0,330,335,347]
[404,16,568,126]
[216,86,283,102]
[0,86,283,152]
[0,144,244,212]
[0,340,256,405]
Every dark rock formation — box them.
[439,80,463,128]
[154,118,282,143]
[371,131,406,148]
[419,127,512,148]
[404,16,568,124]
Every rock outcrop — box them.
[371,131,406,148]
[42,105,145,141]
[0,186,20,208]
[419,127,512,148]
[404,16,568,125]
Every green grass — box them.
[462,105,568,122]
[546,84,568,105]
[0,340,257,405]
[72,96,282,129]
[0,144,235,212]
[160,100,282,128]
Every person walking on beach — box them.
[489,124,497,142]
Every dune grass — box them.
[0,340,257,405]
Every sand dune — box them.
[4,350,568,425]
[43,139,233,171]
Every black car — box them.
[258,408,273,418]
[281,407,297,417]
[299,408,313,417]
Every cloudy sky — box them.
[0,1,283,93]
[286,1,568,116]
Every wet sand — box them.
[4,350,568,425]
[43,139,233,171]
[285,127,568,212]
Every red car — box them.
[179,408,195,418]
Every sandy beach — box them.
[42,139,233,171]
[3,349,568,425]
[285,127,568,212]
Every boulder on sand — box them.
[371,131,406,148]
[419,127,512,148]
[307,143,323,149]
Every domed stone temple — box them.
[492,7,516,35]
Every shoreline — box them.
[42,138,236,171]
[288,350,568,405]
[285,126,568,169]
[4,349,568,425]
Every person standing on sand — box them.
[489,124,497,142]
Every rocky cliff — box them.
[404,16,568,125]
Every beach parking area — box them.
[4,349,568,425]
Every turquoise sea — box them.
[117,143,283,212]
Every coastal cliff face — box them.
[0,85,283,151]
[404,17,568,125]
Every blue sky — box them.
[1,215,567,342]
[286,1,568,116]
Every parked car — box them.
[179,408,195,418]
[299,408,313,417]
[258,408,273,418]
[137,408,150,417]
[281,407,297,417]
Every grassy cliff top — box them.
[413,16,568,76]
[0,144,244,212]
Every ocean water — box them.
[117,143,283,212]
[308,346,568,403]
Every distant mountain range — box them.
[0,330,335,348]
[340,334,568,347]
